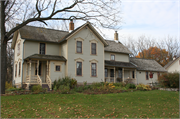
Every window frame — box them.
[91,63,97,77]
[110,54,115,61]
[55,65,61,72]
[76,61,82,76]
[91,43,97,55]
[146,71,149,80]
[17,43,20,56]
[39,43,46,55]
[76,41,82,53]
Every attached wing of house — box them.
[11,21,167,90]
[164,57,180,73]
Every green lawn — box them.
[1,90,179,118]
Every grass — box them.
[1,90,179,118]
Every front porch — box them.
[105,60,137,84]
[24,60,52,90]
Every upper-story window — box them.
[91,43,97,55]
[76,41,82,53]
[111,54,115,61]
[39,43,45,54]
[17,43,20,56]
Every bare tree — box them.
[1,0,122,94]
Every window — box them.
[15,64,17,77]
[19,62,21,76]
[146,72,149,80]
[105,68,108,77]
[17,43,20,56]
[111,54,115,60]
[76,41,82,53]
[35,62,42,75]
[55,65,61,71]
[118,68,122,78]
[39,43,45,54]
[110,69,114,77]
[76,62,82,76]
[91,43,96,55]
[91,63,97,77]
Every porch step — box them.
[42,84,50,91]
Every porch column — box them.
[47,61,49,76]
[135,69,137,84]
[114,67,115,83]
[26,62,28,78]
[37,60,39,75]
[29,60,32,82]
[122,68,124,82]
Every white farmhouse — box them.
[11,21,166,90]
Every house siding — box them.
[67,27,104,83]
[105,52,129,62]
[166,58,180,73]
[13,33,24,85]
[137,71,158,84]
[49,61,66,82]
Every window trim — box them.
[18,62,21,77]
[39,43,46,55]
[110,54,115,61]
[55,65,61,72]
[76,41,82,53]
[75,37,84,54]
[91,63,97,77]
[91,43,97,55]
[76,61,82,76]
[90,39,98,55]
[146,71,149,80]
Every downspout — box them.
[12,52,15,86]
[21,40,25,88]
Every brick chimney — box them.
[114,31,118,41]
[69,19,74,32]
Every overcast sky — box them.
[101,0,179,41]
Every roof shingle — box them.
[25,54,67,61]
[130,57,166,72]
[105,60,136,68]
[105,40,132,54]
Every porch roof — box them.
[105,60,137,68]
[24,54,67,61]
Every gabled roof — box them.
[130,57,167,72]
[24,54,67,61]
[105,60,136,68]
[11,22,109,49]
[59,21,108,46]
[105,40,132,54]
[164,57,180,69]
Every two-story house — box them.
[11,20,166,90]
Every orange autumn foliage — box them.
[135,46,169,66]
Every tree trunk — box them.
[1,1,7,94]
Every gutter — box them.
[21,40,25,88]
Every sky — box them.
[100,0,179,41]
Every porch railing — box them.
[46,75,52,90]
[105,77,123,83]
[37,75,42,86]
[26,75,30,83]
